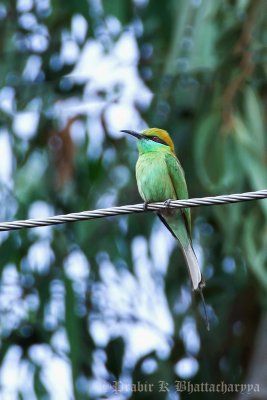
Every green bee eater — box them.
[123,128,208,323]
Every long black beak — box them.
[121,130,142,139]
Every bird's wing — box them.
[164,152,192,237]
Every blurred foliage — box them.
[1,0,267,399]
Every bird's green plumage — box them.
[126,128,203,291]
[136,148,176,202]
[136,137,191,243]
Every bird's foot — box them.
[164,199,172,209]
[143,201,149,211]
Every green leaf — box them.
[243,212,267,290]
[194,113,239,192]
[102,0,132,24]
[234,114,267,217]
[105,336,125,379]
[244,87,265,158]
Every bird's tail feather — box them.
[182,244,209,330]
[181,244,204,291]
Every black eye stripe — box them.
[150,136,167,145]
[141,134,168,146]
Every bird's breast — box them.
[136,153,176,202]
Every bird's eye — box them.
[151,136,167,145]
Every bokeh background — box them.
[1,0,267,399]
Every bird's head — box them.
[122,127,175,154]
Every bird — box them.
[122,127,209,328]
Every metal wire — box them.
[0,189,267,232]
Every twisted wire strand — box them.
[0,189,267,232]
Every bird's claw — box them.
[164,199,172,209]
[143,201,149,211]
